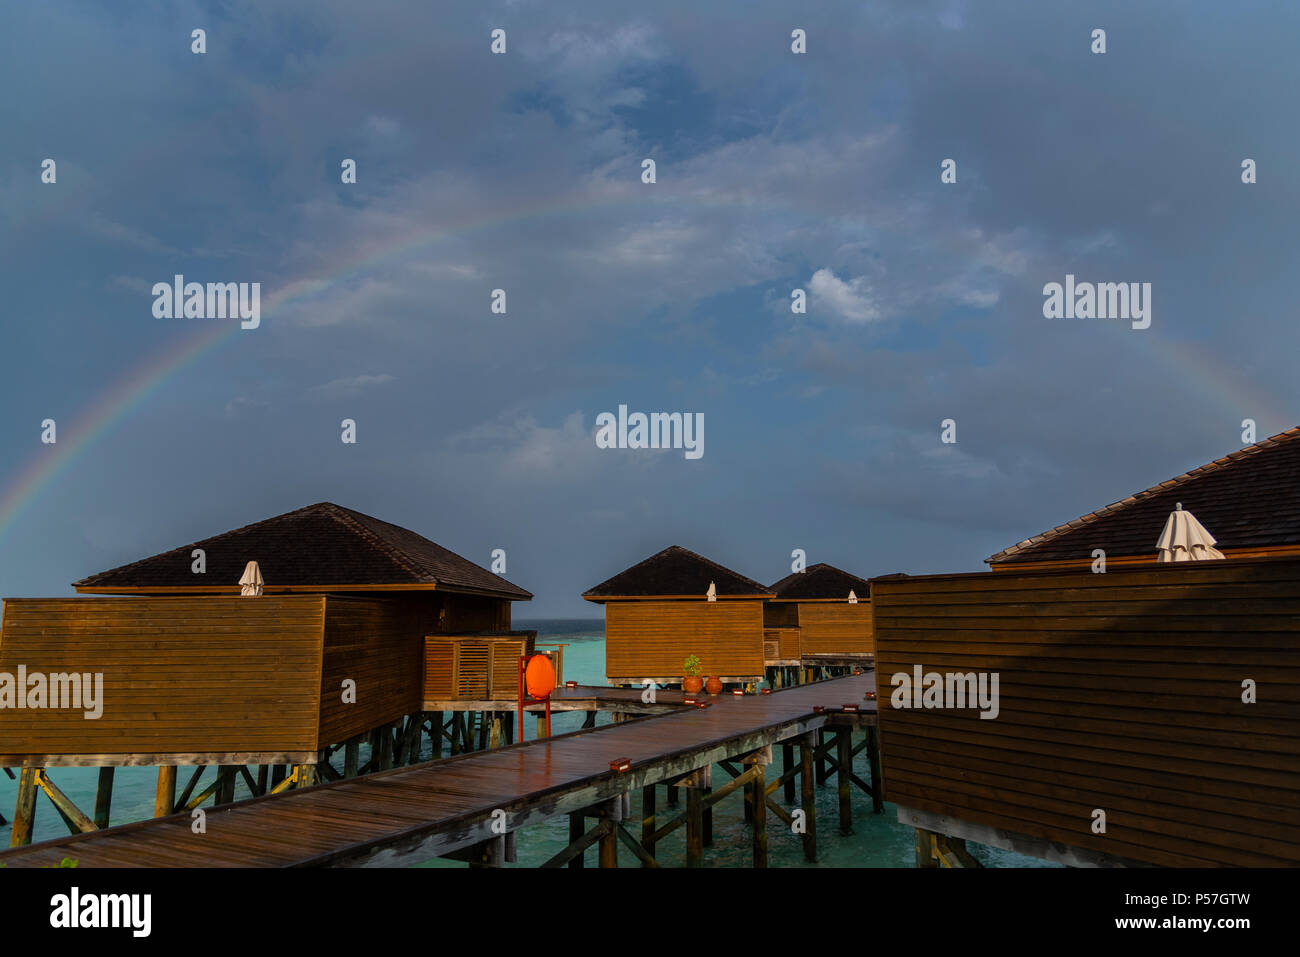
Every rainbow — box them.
[0,192,1293,544]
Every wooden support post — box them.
[837,729,853,835]
[154,765,177,818]
[9,767,39,847]
[666,780,679,806]
[478,712,490,750]
[489,713,503,749]
[599,799,620,869]
[783,743,796,802]
[505,829,518,863]
[255,764,269,796]
[702,783,713,847]
[641,784,657,863]
[536,712,547,739]
[582,709,597,729]
[866,724,884,814]
[432,712,444,757]
[344,738,360,778]
[468,835,506,868]
[213,766,235,806]
[685,786,704,868]
[916,828,938,867]
[379,722,394,769]
[816,729,829,785]
[568,811,585,868]
[752,759,768,868]
[93,766,115,829]
[800,733,817,863]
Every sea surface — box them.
[1,619,1054,867]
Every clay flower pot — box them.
[705,676,723,695]
[683,676,704,694]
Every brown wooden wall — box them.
[763,628,800,662]
[0,597,325,763]
[604,600,765,679]
[870,558,1300,866]
[798,602,874,655]
[317,597,423,745]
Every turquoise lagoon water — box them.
[0,620,1053,868]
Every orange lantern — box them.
[524,653,556,700]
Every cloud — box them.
[808,268,882,322]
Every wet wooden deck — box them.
[0,673,876,867]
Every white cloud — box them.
[808,268,882,322]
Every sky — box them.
[1,0,1297,616]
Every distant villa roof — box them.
[74,502,532,600]
[987,426,1300,566]
[769,563,873,601]
[583,545,772,600]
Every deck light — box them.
[843,703,860,713]
[683,696,698,705]
[813,705,826,713]
[761,688,772,695]
[565,681,578,689]
[864,691,876,700]
[731,689,744,696]
[610,757,632,773]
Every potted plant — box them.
[683,655,704,694]
[705,675,724,695]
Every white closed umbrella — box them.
[239,560,264,596]
[706,581,717,602]
[847,589,859,604]
[1156,503,1225,562]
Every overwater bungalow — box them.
[986,425,1300,570]
[872,427,1300,867]
[766,563,875,669]
[1,502,535,842]
[582,545,773,687]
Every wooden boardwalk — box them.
[0,673,877,867]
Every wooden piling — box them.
[9,767,39,846]
[344,738,360,778]
[640,784,657,863]
[800,733,817,862]
[93,766,115,829]
[568,812,585,868]
[431,712,444,757]
[866,724,884,814]
[685,786,703,867]
[154,765,176,818]
[837,729,853,835]
[751,759,768,868]
[783,743,796,802]
[598,799,619,868]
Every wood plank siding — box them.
[797,603,874,656]
[317,597,423,745]
[0,597,326,764]
[870,557,1300,867]
[605,600,765,680]
[421,633,534,701]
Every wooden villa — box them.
[583,546,773,687]
[1,502,537,844]
[873,428,1300,867]
[766,563,875,670]
[986,425,1300,570]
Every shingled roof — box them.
[74,502,532,599]
[582,545,772,600]
[769,563,872,601]
[987,426,1300,566]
